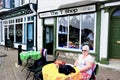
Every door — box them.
[43,26,54,55]
[5,28,7,46]
[109,18,120,58]
[27,23,34,50]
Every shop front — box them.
[37,1,100,61]
[0,3,37,50]
[37,0,120,64]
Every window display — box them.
[58,17,68,47]
[81,14,95,50]
[57,13,95,51]
[69,15,80,49]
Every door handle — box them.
[117,41,120,44]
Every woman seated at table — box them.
[74,45,95,80]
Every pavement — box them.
[0,46,120,80]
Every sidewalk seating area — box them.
[0,46,120,80]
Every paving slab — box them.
[0,46,120,80]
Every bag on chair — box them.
[58,64,76,75]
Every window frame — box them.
[56,13,96,53]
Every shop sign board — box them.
[39,5,96,18]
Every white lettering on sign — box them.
[39,5,96,18]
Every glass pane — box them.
[16,24,22,43]
[69,15,80,49]
[113,10,120,16]
[46,27,53,43]
[31,16,34,21]
[9,25,14,43]
[81,13,95,50]
[28,24,33,40]
[58,16,68,48]
[5,0,11,8]
[24,17,26,22]
[28,17,31,21]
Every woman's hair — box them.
[82,45,90,52]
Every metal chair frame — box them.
[89,64,99,80]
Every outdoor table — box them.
[20,51,41,61]
[42,63,82,80]
[20,51,42,71]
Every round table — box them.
[42,63,82,80]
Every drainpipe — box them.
[29,0,38,51]
[36,0,38,50]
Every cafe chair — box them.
[4,39,13,50]
[26,48,59,80]
[26,48,47,80]
[89,64,99,80]
[33,53,60,80]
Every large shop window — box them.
[58,17,68,48]
[69,15,80,49]
[57,13,95,51]
[16,24,22,43]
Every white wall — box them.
[100,10,109,60]
[37,17,43,51]
[24,0,30,4]
[14,0,20,7]
[21,0,37,5]
[99,1,120,60]
[37,0,105,12]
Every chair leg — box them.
[21,61,29,71]
[26,71,31,80]
[33,73,36,80]
[33,72,43,80]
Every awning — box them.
[0,3,37,20]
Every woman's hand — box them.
[74,59,78,67]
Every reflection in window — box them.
[57,13,95,51]
[69,15,80,49]
[16,24,22,43]
[58,16,68,47]
[81,13,95,50]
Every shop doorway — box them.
[4,28,7,45]
[43,25,54,55]
[109,17,120,58]
[27,23,34,50]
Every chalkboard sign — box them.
[5,39,13,48]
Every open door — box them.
[4,28,7,46]
[43,25,54,55]
[27,23,34,50]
